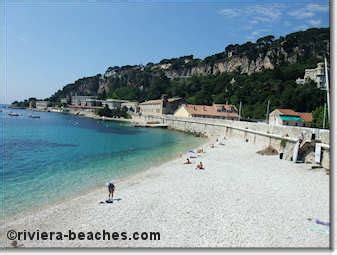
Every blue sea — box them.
[0,106,204,219]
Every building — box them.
[174,104,239,120]
[71,96,95,106]
[121,101,139,114]
[84,99,102,107]
[139,95,184,116]
[102,99,129,110]
[69,96,103,112]
[269,109,313,127]
[60,98,70,104]
[296,62,326,89]
[35,101,49,110]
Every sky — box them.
[1,0,330,104]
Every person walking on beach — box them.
[107,181,115,201]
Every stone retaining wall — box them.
[142,115,330,169]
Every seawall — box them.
[141,115,330,169]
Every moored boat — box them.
[8,112,20,116]
[28,114,41,118]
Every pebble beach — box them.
[1,137,330,248]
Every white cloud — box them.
[249,20,259,25]
[295,25,310,31]
[288,9,315,18]
[249,4,284,22]
[246,28,271,40]
[218,8,240,18]
[252,28,270,36]
[219,1,328,39]
[307,3,329,12]
[288,3,328,19]
[219,4,285,24]
[307,19,322,26]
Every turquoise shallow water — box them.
[0,107,205,219]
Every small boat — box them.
[28,114,40,118]
[8,112,19,116]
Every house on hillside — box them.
[296,62,327,89]
[174,104,239,120]
[139,95,184,116]
[269,109,313,127]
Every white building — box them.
[35,101,49,110]
[139,96,184,116]
[102,99,129,110]
[296,62,326,89]
[269,109,312,127]
[71,96,95,106]
[174,104,239,120]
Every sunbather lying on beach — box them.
[197,148,204,153]
[107,181,115,201]
[210,144,215,148]
[196,162,205,170]
[184,158,192,164]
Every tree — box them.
[96,105,113,117]
[96,105,130,119]
[98,88,107,100]
[312,106,329,129]
[213,93,226,104]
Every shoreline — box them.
[1,108,329,248]
[0,136,329,248]
[1,137,210,226]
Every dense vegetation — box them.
[97,61,327,121]
[312,106,329,129]
[11,100,29,108]
[11,98,38,108]
[96,105,130,119]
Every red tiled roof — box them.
[275,108,312,123]
[297,112,313,123]
[277,109,298,115]
[184,104,239,118]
